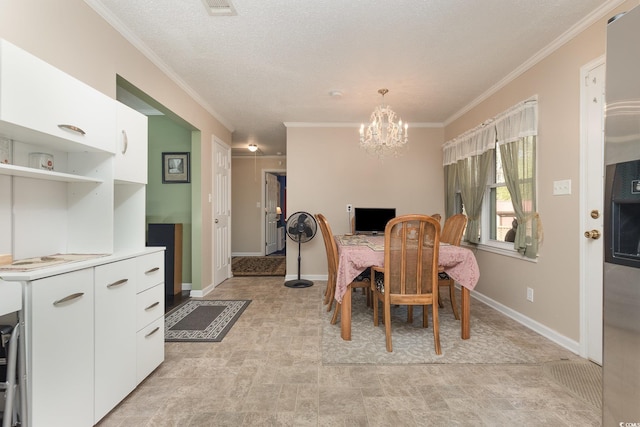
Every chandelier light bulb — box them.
[248,144,258,152]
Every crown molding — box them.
[444,0,627,126]
[83,0,235,132]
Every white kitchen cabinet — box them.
[115,102,148,184]
[0,39,115,154]
[28,268,95,427]
[0,38,165,426]
[94,258,137,423]
[0,38,116,259]
[135,251,165,384]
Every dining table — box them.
[334,234,480,341]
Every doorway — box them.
[262,169,286,256]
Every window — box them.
[443,98,539,259]
[483,148,517,247]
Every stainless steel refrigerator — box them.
[603,5,640,425]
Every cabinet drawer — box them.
[95,258,137,291]
[137,251,164,293]
[136,283,164,331]
[136,316,164,384]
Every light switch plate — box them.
[553,179,572,195]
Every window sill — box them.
[462,242,538,263]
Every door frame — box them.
[261,168,286,256]
[579,55,605,364]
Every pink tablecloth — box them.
[334,235,480,303]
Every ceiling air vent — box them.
[201,0,237,16]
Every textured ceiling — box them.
[87,0,614,156]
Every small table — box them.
[334,234,480,341]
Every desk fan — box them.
[284,211,317,288]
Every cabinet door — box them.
[94,259,137,423]
[115,103,148,184]
[0,39,115,154]
[29,268,94,427]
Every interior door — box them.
[582,61,605,365]
[213,138,231,287]
[265,172,278,255]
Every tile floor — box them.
[98,276,602,426]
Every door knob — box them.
[584,229,601,239]
[215,219,219,223]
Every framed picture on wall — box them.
[162,152,190,183]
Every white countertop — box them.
[0,247,164,282]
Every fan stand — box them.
[284,233,313,288]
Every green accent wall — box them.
[146,115,192,285]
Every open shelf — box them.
[0,163,104,183]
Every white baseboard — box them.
[232,252,262,257]
[466,286,581,355]
[190,282,216,298]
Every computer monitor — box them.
[354,207,396,235]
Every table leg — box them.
[461,287,470,339]
[340,287,352,340]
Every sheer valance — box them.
[443,97,537,165]
[495,100,538,146]
[442,124,495,166]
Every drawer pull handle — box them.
[121,130,128,154]
[57,124,86,135]
[145,326,160,338]
[53,292,84,306]
[145,267,160,274]
[107,278,128,288]
[145,301,160,311]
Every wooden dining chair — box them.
[315,214,370,323]
[437,213,468,320]
[405,212,441,323]
[370,214,442,354]
[316,214,337,309]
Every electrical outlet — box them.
[346,204,353,213]
[527,287,534,302]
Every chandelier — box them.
[359,88,408,157]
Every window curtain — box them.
[495,101,540,258]
[443,125,495,243]
[444,164,457,218]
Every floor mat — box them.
[543,360,602,408]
